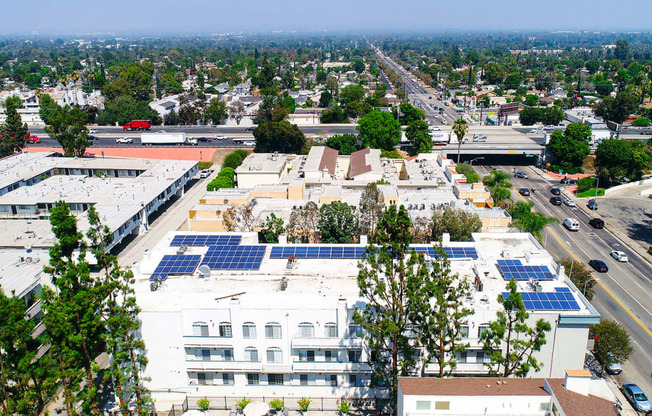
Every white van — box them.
[563,218,580,231]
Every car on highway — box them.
[588,259,608,273]
[514,171,528,179]
[116,137,133,144]
[589,218,604,229]
[621,383,651,413]
[473,134,488,142]
[563,198,576,207]
[550,188,561,195]
[528,128,544,134]
[563,218,580,231]
[519,188,531,196]
[89,128,98,134]
[587,199,598,210]
[550,196,563,206]
[88,135,97,141]
[196,137,212,142]
[243,141,255,147]
[199,170,211,179]
[610,250,628,262]
[27,134,40,143]
[245,126,255,132]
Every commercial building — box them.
[134,231,599,410]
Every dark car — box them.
[245,126,255,131]
[88,135,97,140]
[550,196,562,206]
[587,199,598,210]
[588,259,608,273]
[589,218,605,229]
[514,171,528,179]
[550,188,561,195]
[196,137,212,142]
[519,188,531,196]
[560,177,578,185]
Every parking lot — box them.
[596,184,652,252]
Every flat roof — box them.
[236,153,290,175]
[399,376,551,396]
[0,248,51,297]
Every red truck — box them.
[26,133,40,143]
[122,120,152,131]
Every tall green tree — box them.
[253,121,306,153]
[202,97,228,125]
[406,119,432,154]
[358,183,384,238]
[595,92,639,124]
[358,110,401,151]
[393,102,425,125]
[39,94,58,125]
[326,133,358,155]
[591,320,633,374]
[431,208,482,242]
[481,279,551,377]
[318,201,359,243]
[0,96,29,157]
[259,213,285,243]
[509,201,558,241]
[43,104,89,157]
[452,117,468,164]
[548,123,591,168]
[595,138,651,183]
[558,259,596,301]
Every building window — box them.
[218,322,232,338]
[328,374,338,387]
[268,374,284,385]
[298,322,315,338]
[478,324,490,338]
[325,350,337,362]
[222,373,234,385]
[434,401,450,410]
[324,322,337,338]
[245,347,259,362]
[197,373,213,385]
[195,348,211,361]
[456,351,468,363]
[266,348,282,364]
[300,374,309,386]
[192,321,209,337]
[348,349,362,363]
[416,401,431,410]
[349,374,358,387]
[243,322,257,339]
[247,373,260,385]
[460,325,469,339]
[265,322,282,339]
[476,351,490,363]
[299,350,315,362]
[223,349,233,361]
[348,324,362,337]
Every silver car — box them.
[622,383,651,413]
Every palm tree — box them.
[452,117,468,164]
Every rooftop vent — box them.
[198,265,211,279]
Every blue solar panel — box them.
[151,255,201,280]
[171,235,242,247]
[501,291,581,311]
[202,245,266,270]
[554,287,571,293]
[269,246,366,259]
[496,259,554,280]
[411,246,479,259]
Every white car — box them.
[430,125,442,131]
[89,128,98,134]
[528,129,544,134]
[116,137,133,144]
[199,170,211,179]
[610,250,628,262]
[215,135,227,140]
[563,198,576,207]
[243,141,255,147]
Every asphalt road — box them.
[485,164,652,395]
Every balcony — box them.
[291,337,364,349]
[424,362,487,375]
[186,360,263,372]
[292,360,371,373]
[182,336,234,348]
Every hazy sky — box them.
[1,0,650,35]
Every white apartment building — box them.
[135,231,599,411]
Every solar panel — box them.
[501,291,580,311]
[151,255,202,280]
[171,235,242,247]
[496,259,554,280]
[269,246,366,259]
[554,287,572,293]
[411,246,479,259]
[202,245,266,270]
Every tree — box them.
[411,246,473,377]
[542,106,564,126]
[483,63,505,84]
[97,96,161,126]
[253,121,306,153]
[358,183,384,238]
[503,73,523,90]
[318,90,333,108]
[393,102,425,125]
[548,125,591,168]
[452,117,468,164]
[287,201,321,243]
[509,201,558,241]
[254,54,275,89]
[591,320,633,374]
[406,120,432,154]
[0,96,29,157]
[374,204,412,254]
[178,104,201,125]
[318,201,358,244]
[326,133,358,155]
[223,203,255,232]
[519,107,541,126]
[203,97,228,125]
[595,92,639,124]
[585,60,600,74]
[558,259,596,301]
[525,94,539,106]
[595,138,651,183]
[259,213,285,243]
[633,117,651,127]
[320,106,349,124]
[350,59,365,74]
[39,93,58,125]
[455,163,480,184]
[223,149,249,170]
[164,109,180,125]
[614,39,632,62]
[43,104,89,157]
[339,84,366,106]
[228,101,246,125]
[431,208,482,242]
[358,110,401,151]
[481,279,552,377]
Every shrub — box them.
[269,399,285,411]
[207,175,234,191]
[198,161,214,170]
[218,167,235,180]
[223,149,249,169]
[297,398,311,412]
[455,163,481,184]
[237,398,251,410]
[197,398,210,411]
[549,165,583,174]
[381,149,402,159]
[632,117,651,127]
[576,176,596,193]
[338,400,351,414]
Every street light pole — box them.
[583,278,596,296]
[469,157,485,166]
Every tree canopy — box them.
[253,121,306,153]
[548,123,591,168]
[318,201,359,243]
[358,110,401,151]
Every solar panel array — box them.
[411,246,479,259]
[270,246,366,259]
[497,259,554,280]
[202,245,266,270]
[501,291,581,311]
[170,235,242,247]
[152,255,202,280]
[554,287,572,293]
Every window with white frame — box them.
[222,373,234,385]
[328,374,338,387]
[268,374,284,385]
[300,374,309,386]
[223,349,233,361]
[219,322,232,338]
[460,325,469,339]
[245,347,259,362]
[265,322,282,339]
[348,349,362,363]
[266,347,282,364]
[195,348,211,361]
[324,322,338,338]
[299,350,315,362]
[348,324,362,337]
[298,322,315,338]
[456,351,468,363]
[476,351,490,363]
[478,324,490,338]
[416,401,431,410]
[197,372,214,385]
[243,322,257,339]
[247,373,259,385]
[192,321,209,337]
[325,350,337,362]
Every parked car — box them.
[199,170,211,179]
[88,135,97,141]
[587,199,598,210]
[589,218,605,229]
[588,259,609,273]
[89,128,98,134]
[563,198,576,207]
[550,188,561,195]
[26,134,40,143]
[622,383,651,413]
[610,250,628,262]
[116,137,133,144]
[560,177,578,185]
[563,218,580,231]
[514,171,528,179]
[600,353,622,375]
[550,196,562,206]
[245,126,255,131]
[519,188,531,196]
[430,126,442,131]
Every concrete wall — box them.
[604,177,652,195]
[398,392,549,416]
[236,172,282,189]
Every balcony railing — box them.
[291,337,364,349]
[292,360,371,373]
[182,335,234,348]
[186,360,263,372]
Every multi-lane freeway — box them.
[497,165,652,395]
